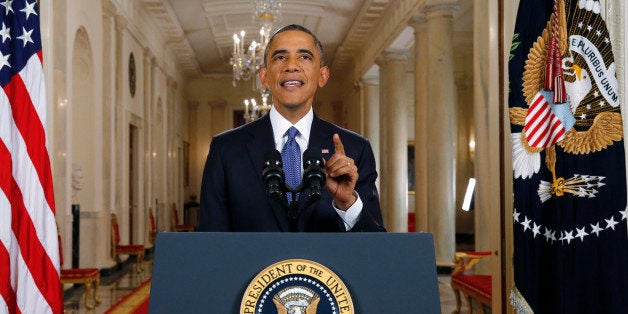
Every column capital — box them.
[374,56,387,67]
[208,100,227,108]
[102,0,117,18]
[143,47,154,61]
[114,14,128,31]
[424,1,458,20]
[382,50,409,62]
[408,14,427,31]
[361,75,380,86]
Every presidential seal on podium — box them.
[240,259,354,314]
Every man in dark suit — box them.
[198,24,385,232]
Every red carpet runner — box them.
[105,279,151,314]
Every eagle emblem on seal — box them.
[272,286,320,314]
[509,0,623,202]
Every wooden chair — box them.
[172,204,194,232]
[148,208,157,245]
[450,251,492,314]
[59,234,101,309]
[111,213,145,272]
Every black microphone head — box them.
[262,149,285,197]
[301,148,325,202]
[264,149,283,168]
[303,147,324,169]
[302,147,325,188]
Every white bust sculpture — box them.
[71,163,84,200]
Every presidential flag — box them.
[0,1,63,313]
[509,0,628,312]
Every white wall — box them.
[44,0,187,269]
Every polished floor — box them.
[63,258,152,314]
[63,258,469,313]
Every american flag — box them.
[0,1,63,313]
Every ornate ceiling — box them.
[141,0,472,77]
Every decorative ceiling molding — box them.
[141,0,201,76]
[355,0,425,76]
[331,0,390,73]
[333,0,425,77]
[139,0,471,80]
[201,0,330,71]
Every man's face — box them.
[259,30,329,116]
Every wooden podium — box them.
[149,232,440,313]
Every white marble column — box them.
[143,49,154,231]
[360,74,381,191]
[382,51,409,232]
[374,57,388,219]
[99,0,118,268]
[165,76,177,211]
[425,2,457,265]
[113,13,127,216]
[410,14,429,233]
[102,1,116,214]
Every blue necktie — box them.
[282,127,301,200]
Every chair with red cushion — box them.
[111,213,145,272]
[450,251,492,314]
[172,204,194,232]
[59,234,101,309]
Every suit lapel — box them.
[244,115,289,231]
[307,114,335,161]
[298,114,335,230]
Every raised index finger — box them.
[333,133,345,155]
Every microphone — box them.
[302,147,326,201]
[262,150,286,200]
[263,150,295,231]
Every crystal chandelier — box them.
[231,0,282,122]
[230,0,282,87]
[243,89,272,123]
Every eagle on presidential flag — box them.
[509,0,628,313]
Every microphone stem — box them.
[288,200,299,232]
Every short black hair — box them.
[263,24,325,67]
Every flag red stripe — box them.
[524,92,567,147]
[531,126,549,147]
[548,117,565,143]
[528,107,550,134]
[3,74,56,215]
[9,177,62,314]
[0,137,16,314]
[0,241,17,314]
[524,95,549,132]
[525,105,550,136]
[0,141,62,314]
[525,96,543,131]
[527,109,551,146]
